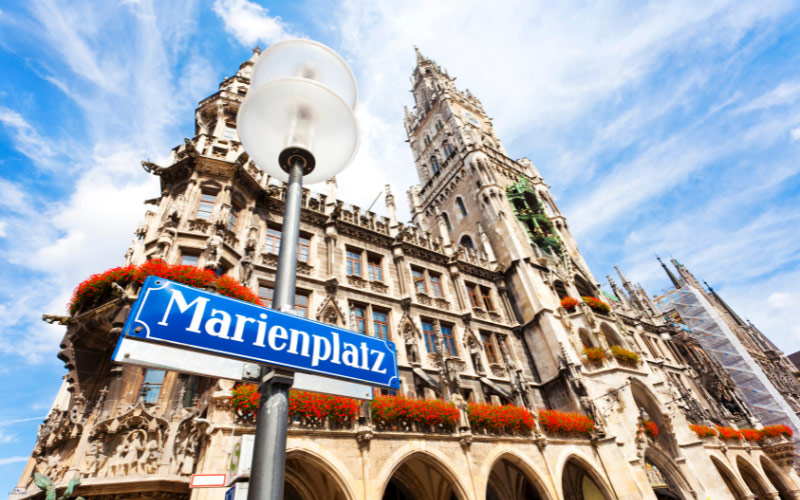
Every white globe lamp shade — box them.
[238,39,359,184]
[250,39,358,110]
[238,78,358,184]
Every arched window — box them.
[424,134,431,147]
[456,197,468,217]
[435,120,444,131]
[441,212,452,231]
[431,155,441,174]
[443,142,454,158]
[459,235,474,249]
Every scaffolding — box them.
[656,286,800,436]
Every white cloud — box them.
[790,126,800,141]
[0,456,28,466]
[0,107,59,169]
[213,0,293,47]
[0,430,17,443]
[737,80,800,112]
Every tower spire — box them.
[414,45,427,65]
[657,255,681,288]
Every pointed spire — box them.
[384,184,397,226]
[414,45,427,65]
[614,265,631,285]
[607,275,631,309]
[705,282,746,327]
[657,255,681,288]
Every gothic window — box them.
[459,234,474,249]
[424,134,431,147]
[373,309,391,340]
[350,303,367,334]
[223,123,237,140]
[480,286,495,311]
[196,192,217,220]
[466,282,482,308]
[421,321,437,353]
[481,332,499,364]
[441,211,452,231]
[227,204,240,231]
[264,227,310,262]
[180,252,199,266]
[368,254,383,282]
[431,155,441,174]
[258,286,309,317]
[441,324,457,356]
[455,197,468,217]
[429,272,444,298]
[411,267,427,294]
[139,369,166,403]
[443,142,454,158]
[435,120,444,131]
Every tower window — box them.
[424,134,431,147]
[223,125,236,140]
[466,282,482,309]
[346,248,363,276]
[139,369,166,403]
[350,303,367,334]
[456,197,468,217]
[264,227,310,262]
[441,212,452,231]
[368,254,383,282]
[411,267,427,294]
[480,286,495,311]
[227,204,240,231]
[436,120,444,131]
[429,272,444,298]
[441,324,457,356]
[422,321,437,353]
[196,192,217,220]
[431,156,440,174]
[443,142,454,158]
[373,309,390,340]
[180,252,199,266]
[481,332,499,364]
[459,234,474,249]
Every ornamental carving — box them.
[171,416,212,475]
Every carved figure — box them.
[405,328,419,364]
[204,230,225,269]
[168,194,187,223]
[155,228,177,260]
[124,238,137,265]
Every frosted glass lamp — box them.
[237,39,359,184]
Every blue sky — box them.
[2,0,800,488]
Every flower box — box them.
[610,345,640,365]
[689,424,717,438]
[640,420,658,439]
[467,402,535,435]
[560,297,579,311]
[371,395,459,433]
[68,259,262,315]
[229,385,359,427]
[739,429,762,442]
[715,426,742,441]
[581,296,610,315]
[538,409,594,436]
[583,346,607,364]
[760,424,793,439]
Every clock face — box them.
[464,111,479,125]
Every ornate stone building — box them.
[14,47,800,500]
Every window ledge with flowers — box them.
[560,296,579,312]
[581,296,611,315]
[582,346,607,366]
[538,409,595,438]
[230,384,360,430]
[467,402,535,437]
[639,420,658,439]
[610,346,640,365]
[68,259,262,317]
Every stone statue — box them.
[84,441,107,477]
[404,328,419,364]
[124,238,137,265]
[121,431,144,475]
[468,338,483,374]
[168,194,187,223]
[245,225,259,251]
[204,230,225,269]
[216,203,231,228]
[239,256,253,286]
[155,228,177,260]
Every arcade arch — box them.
[760,456,795,500]
[630,380,679,458]
[485,453,552,500]
[737,456,773,500]
[710,456,749,500]
[561,456,613,500]
[381,451,468,500]
[284,450,354,500]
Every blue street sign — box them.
[116,276,399,389]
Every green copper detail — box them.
[506,176,562,255]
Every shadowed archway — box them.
[760,456,795,500]
[486,454,552,500]
[561,456,613,500]
[737,456,774,500]
[381,451,467,500]
[284,450,353,500]
[710,456,748,500]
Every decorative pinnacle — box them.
[414,45,427,64]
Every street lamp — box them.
[237,39,359,500]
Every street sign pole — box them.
[248,159,303,500]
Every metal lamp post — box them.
[236,39,359,500]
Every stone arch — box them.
[554,280,569,300]
[315,296,345,326]
[574,275,594,298]
[560,454,614,500]
[599,323,626,349]
[484,451,554,500]
[441,211,453,231]
[284,449,355,500]
[629,379,680,458]
[379,449,470,500]
[645,446,693,499]
[710,456,749,500]
[737,456,774,499]
[459,234,475,250]
[578,328,596,348]
[454,196,468,218]
[759,456,796,500]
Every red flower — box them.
[68,259,263,315]
[739,429,762,441]
[610,345,640,364]
[229,386,359,425]
[760,425,793,439]
[581,296,610,314]
[689,424,717,438]
[370,395,459,431]
[538,409,594,436]
[467,402,535,435]
[560,297,579,310]
[582,346,607,364]
[639,420,658,439]
[715,426,743,441]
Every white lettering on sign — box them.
[156,288,389,375]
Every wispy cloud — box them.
[213,0,293,47]
[0,416,46,426]
[0,456,28,466]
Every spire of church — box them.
[657,255,681,288]
[414,45,427,65]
